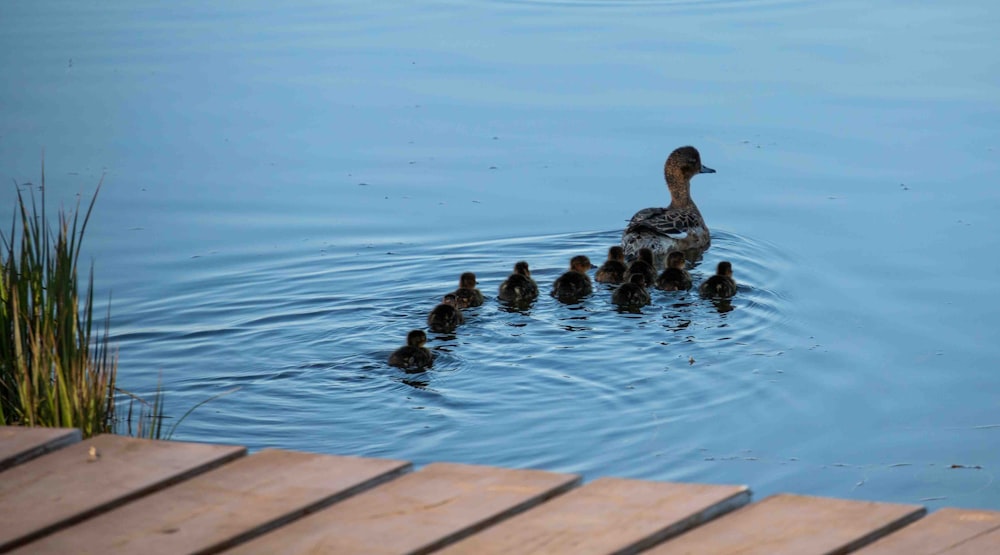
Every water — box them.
[2,0,999,511]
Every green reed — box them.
[0,166,128,437]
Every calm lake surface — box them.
[2,0,999,510]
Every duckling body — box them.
[699,261,738,298]
[498,261,539,303]
[453,272,484,308]
[655,251,693,291]
[427,294,465,333]
[388,330,433,370]
[625,247,657,288]
[622,146,716,265]
[612,273,651,309]
[595,246,628,284]
[552,255,594,302]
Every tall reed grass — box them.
[0,166,124,437]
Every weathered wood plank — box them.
[855,507,1000,554]
[0,426,81,472]
[0,433,245,551]
[436,477,750,555]
[228,462,581,555]
[940,527,1000,554]
[10,449,411,555]
[642,493,925,555]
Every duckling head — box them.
[637,248,654,265]
[667,251,686,269]
[570,255,593,272]
[716,261,733,277]
[629,273,646,287]
[513,261,531,277]
[608,246,625,262]
[442,293,459,306]
[406,329,427,347]
[459,272,477,289]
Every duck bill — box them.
[699,165,716,174]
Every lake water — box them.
[2,0,999,511]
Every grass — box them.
[0,164,157,438]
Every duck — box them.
[498,261,539,303]
[453,272,484,308]
[655,251,693,291]
[595,246,628,284]
[427,293,465,333]
[611,273,651,309]
[625,247,657,287]
[621,146,716,266]
[699,261,738,298]
[551,255,594,301]
[388,329,433,370]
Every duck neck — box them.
[666,180,693,208]
[664,165,694,207]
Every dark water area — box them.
[2,0,999,510]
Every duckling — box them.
[498,261,539,303]
[595,246,628,284]
[427,293,465,333]
[388,329,433,370]
[621,146,716,264]
[699,261,738,298]
[453,272,484,308]
[655,251,693,291]
[611,273,651,309]
[625,247,657,287]
[551,255,594,301]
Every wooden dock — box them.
[1,427,997,554]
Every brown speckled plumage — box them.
[498,261,539,303]
[595,246,628,284]
[552,255,594,302]
[388,330,433,370]
[622,146,716,266]
[699,261,738,298]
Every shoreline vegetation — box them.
[1,163,162,438]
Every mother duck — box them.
[621,146,715,266]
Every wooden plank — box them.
[11,449,411,555]
[855,508,1000,554]
[940,526,1000,554]
[0,426,81,471]
[436,477,750,555]
[0,433,245,551]
[228,462,581,555]
[642,493,925,555]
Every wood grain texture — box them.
[642,493,926,555]
[10,449,411,555]
[228,461,581,555]
[0,433,245,551]
[0,426,81,471]
[939,526,1000,554]
[436,477,750,555]
[855,508,1000,554]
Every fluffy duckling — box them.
[621,146,716,264]
[388,329,433,370]
[625,247,657,287]
[655,251,693,291]
[612,273,651,309]
[453,272,484,308]
[595,246,628,284]
[699,261,738,298]
[427,293,465,333]
[498,261,539,303]
[551,255,594,301]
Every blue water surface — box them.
[2,0,999,510]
